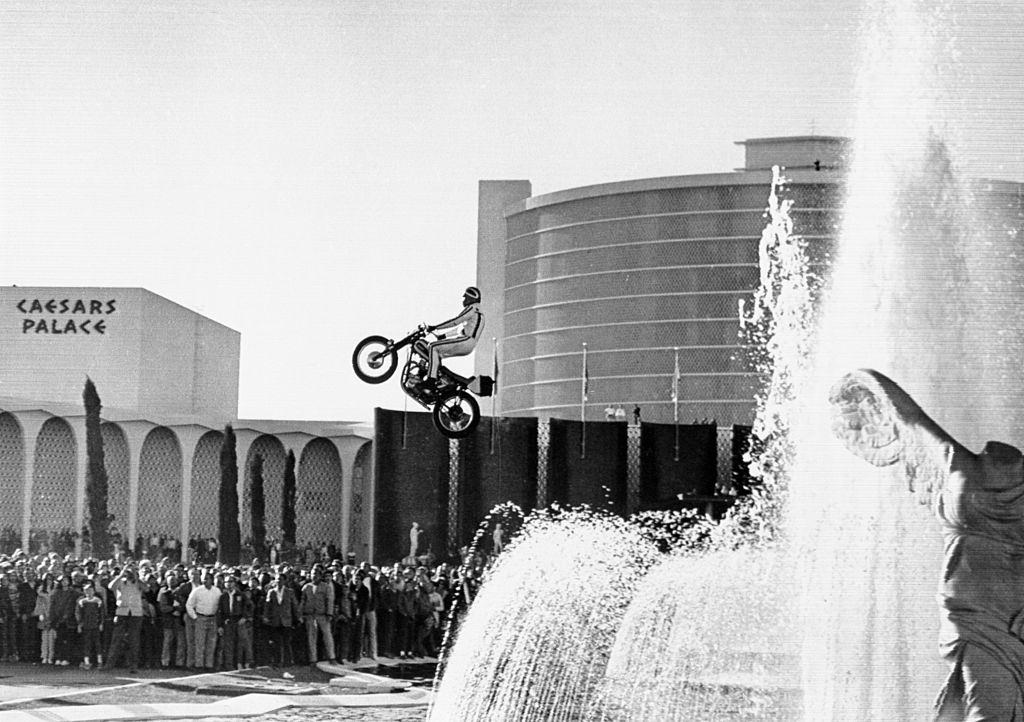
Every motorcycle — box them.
[352,325,493,439]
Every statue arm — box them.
[829,369,975,502]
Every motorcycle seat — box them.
[441,367,472,386]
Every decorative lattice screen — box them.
[189,431,223,539]
[0,414,25,531]
[100,423,130,537]
[241,435,286,544]
[348,442,372,555]
[716,426,735,495]
[30,417,77,536]
[536,418,550,508]
[626,423,642,514]
[297,438,342,547]
[136,427,182,537]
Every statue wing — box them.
[828,369,972,501]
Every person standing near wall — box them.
[331,568,353,662]
[75,581,104,669]
[33,574,55,664]
[104,564,145,673]
[176,567,200,670]
[356,568,379,662]
[300,566,336,664]
[48,575,80,666]
[185,569,221,671]
[15,569,37,663]
[157,570,186,669]
[218,574,253,670]
[262,571,299,667]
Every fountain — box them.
[428,509,661,721]
[430,1,1024,719]
[790,0,1024,717]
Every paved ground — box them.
[0,660,435,722]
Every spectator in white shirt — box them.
[185,570,221,670]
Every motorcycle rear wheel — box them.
[432,389,480,439]
[352,335,398,384]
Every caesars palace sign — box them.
[14,297,118,335]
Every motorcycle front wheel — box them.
[432,389,481,439]
[352,335,398,384]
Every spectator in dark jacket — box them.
[377,570,396,659]
[140,573,161,668]
[330,569,353,662]
[75,581,104,669]
[261,573,299,667]
[395,575,417,660]
[251,572,270,666]
[0,575,15,662]
[49,575,80,666]
[158,570,186,668]
[355,569,379,661]
[218,574,254,670]
[14,571,37,663]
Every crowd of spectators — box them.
[0,528,358,570]
[0,547,470,675]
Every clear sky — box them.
[1,0,1021,422]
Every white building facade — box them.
[0,287,373,558]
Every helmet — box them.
[463,286,481,304]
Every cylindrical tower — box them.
[481,136,848,425]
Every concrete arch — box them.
[100,422,130,540]
[297,438,343,547]
[0,413,25,538]
[189,430,223,540]
[30,416,77,543]
[348,441,372,557]
[137,426,182,538]
[242,435,286,545]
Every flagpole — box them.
[581,342,588,460]
[402,347,410,450]
[402,386,409,450]
[490,337,498,455]
[673,346,680,462]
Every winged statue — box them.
[829,369,1024,721]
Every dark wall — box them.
[640,423,717,503]
[548,419,628,514]
[458,416,538,544]
[373,408,450,563]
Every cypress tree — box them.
[83,377,111,558]
[282,449,297,547]
[218,424,241,564]
[250,453,267,561]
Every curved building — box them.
[477,136,847,426]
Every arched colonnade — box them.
[0,409,372,556]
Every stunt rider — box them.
[418,286,485,387]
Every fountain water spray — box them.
[787,1,1024,719]
[431,1,1021,718]
[428,508,660,721]
[586,162,816,722]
